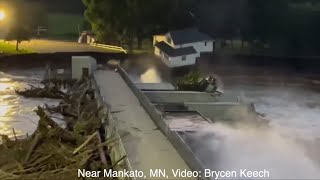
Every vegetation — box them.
[47,13,84,40]
[176,70,218,92]
[82,0,320,56]
[82,0,195,51]
[5,25,31,51]
[0,42,32,54]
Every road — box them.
[6,39,119,53]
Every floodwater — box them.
[190,85,320,179]
[0,70,60,139]
[130,67,163,83]
[2,64,320,179]
[126,63,320,179]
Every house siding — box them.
[177,41,214,53]
[154,46,161,56]
[153,35,166,45]
[167,53,200,68]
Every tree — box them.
[4,0,32,51]
[82,0,196,50]
[5,25,31,50]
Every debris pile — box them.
[176,71,218,93]
[15,84,66,99]
[0,77,116,179]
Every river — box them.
[2,64,320,179]
[0,69,60,139]
[123,60,320,179]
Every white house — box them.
[153,28,214,68]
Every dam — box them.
[92,59,267,179]
[2,55,320,179]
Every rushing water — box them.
[192,86,320,179]
[0,70,60,139]
[2,65,320,178]
[127,65,320,179]
[130,67,163,83]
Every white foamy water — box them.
[0,70,60,139]
[195,85,320,179]
[195,123,320,179]
[239,86,320,141]
[129,67,163,83]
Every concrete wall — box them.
[117,67,206,173]
[71,56,97,79]
[185,102,259,124]
[144,91,218,103]
[91,75,133,178]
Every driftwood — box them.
[25,133,42,163]
[0,75,114,179]
[15,85,66,99]
[111,156,127,169]
[12,128,17,142]
[96,132,108,167]
[73,132,98,155]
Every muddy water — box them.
[2,65,320,178]
[0,70,60,139]
[189,86,320,179]
[126,64,320,179]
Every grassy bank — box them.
[47,13,84,40]
[0,42,33,54]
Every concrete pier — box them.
[94,69,190,179]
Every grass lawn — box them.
[47,13,84,40]
[0,42,34,54]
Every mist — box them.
[193,123,320,179]
[188,85,320,179]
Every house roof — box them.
[169,28,213,45]
[155,41,197,57]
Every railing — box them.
[90,43,127,54]
[91,74,134,180]
[116,66,206,176]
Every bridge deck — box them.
[94,70,190,178]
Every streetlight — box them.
[0,10,5,21]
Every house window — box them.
[204,41,207,46]
[182,55,186,61]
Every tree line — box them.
[83,0,320,55]
[82,0,196,50]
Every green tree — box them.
[5,25,31,51]
[5,0,32,51]
[82,0,196,51]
